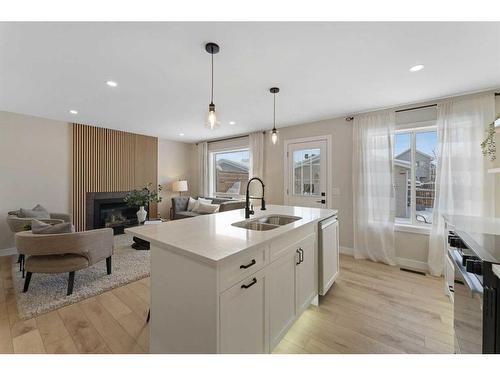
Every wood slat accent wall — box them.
[72,123,158,231]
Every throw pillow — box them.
[33,204,49,213]
[187,197,197,211]
[31,219,74,234]
[194,202,220,214]
[19,204,50,219]
[198,198,212,205]
[191,197,211,212]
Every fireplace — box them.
[86,192,147,235]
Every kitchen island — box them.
[126,204,337,353]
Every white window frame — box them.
[209,147,250,199]
[394,122,437,232]
[283,135,333,209]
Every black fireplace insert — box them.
[86,191,147,235]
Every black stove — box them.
[454,230,500,264]
[447,230,499,354]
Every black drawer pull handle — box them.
[241,278,257,289]
[296,248,304,265]
[448,285,454,293]
[240,259,256,269]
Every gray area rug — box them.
[12,234,150,319]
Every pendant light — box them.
[270,87,280,144]
[205,42,220,130]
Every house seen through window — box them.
[394,128,437,225]
[211,149,250,197]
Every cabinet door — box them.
[296,236,316,314]
[219,270,268,353]
[268,248,298,349]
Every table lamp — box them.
[172,180,188,196]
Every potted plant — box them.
[124,183,163,224]
[481,114,499,162]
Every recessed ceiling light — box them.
[409,64,424,72]
[179,133,185,136]
[106,80,118,87]
[69,110,78,115]
[229,121,236,125]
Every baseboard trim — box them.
[339,247,428,273]
[339,246,354,256]
[0,247,17,257]
[396,257,429,274]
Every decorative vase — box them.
[137,206,147,224]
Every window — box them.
[394,127,437,225]
[210,149,250,197]
[292,148,321,196]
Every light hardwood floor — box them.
[0,254,453,354]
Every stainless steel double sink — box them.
[232,215,302,231]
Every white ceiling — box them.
[1,22,499,142]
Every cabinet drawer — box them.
[219,246,269,291]
[269,223,315,261]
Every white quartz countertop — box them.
[125,205,337,264]
[443,215,500,235]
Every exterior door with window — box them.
[285,139,327,208]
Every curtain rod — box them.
[345,104,437,120]
[395,104,437,113]
[196,131,266,145]
[346,92,500,121]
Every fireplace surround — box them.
[86,191,147,235]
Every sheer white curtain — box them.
[249,132,264,179]
[249,132,264,197]
[197,141,209,197]
[428,93,495,276]
[353,111,397,265]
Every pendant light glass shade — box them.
[271,129,278,144]
[205,43,220,130]
[270,87,279,144]
[207,102,217,130]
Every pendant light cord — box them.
[211,50,214,103]
[273,92,276,130]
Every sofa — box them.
[171,196,245,220]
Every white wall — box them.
[261,114,435,270]
[495,96,500,218]
[0,111,72,251]
[260,92,500,271]
[0,111,198,251]
[395,230,429,271]
[263,117,354,249]
[157,139,198,219]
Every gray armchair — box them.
[15,228,114,295]
[7,210,72,233]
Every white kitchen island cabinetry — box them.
[126,205,337,353]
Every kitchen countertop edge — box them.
[125,205,337,265]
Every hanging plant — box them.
[481,114,499,161]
